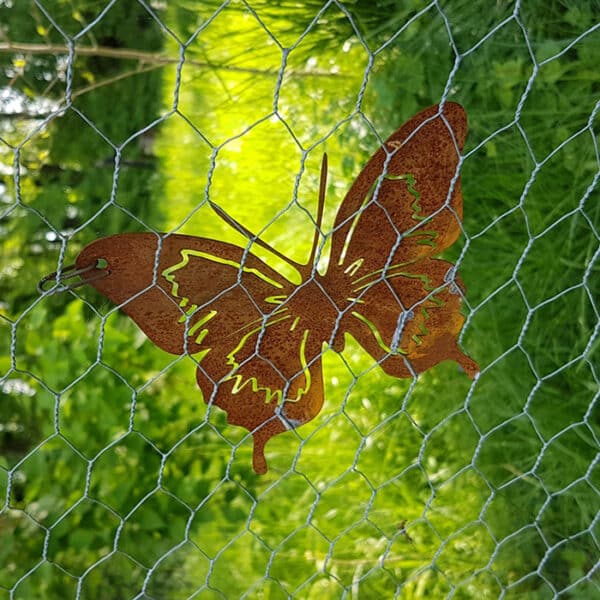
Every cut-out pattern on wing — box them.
[76,234,325,474]
[58,102,478,474]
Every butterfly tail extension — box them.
[450,345,480,379]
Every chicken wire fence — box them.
[1,0,599,598]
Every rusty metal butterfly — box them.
[40,103,479,473]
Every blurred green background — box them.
[1,1,598,598]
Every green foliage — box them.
[1,0,599,598]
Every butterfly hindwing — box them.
[76,233,325,472]
[196,316,324,474]
[340,257,479,378]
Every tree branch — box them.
[0,42,342,77]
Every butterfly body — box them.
[69,103,478,474]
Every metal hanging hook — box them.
[38,260,109,294]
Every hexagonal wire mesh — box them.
[1,0,599,598]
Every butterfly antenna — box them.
[209,200,305,271]
[307,153,327,269]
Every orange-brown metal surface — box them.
[74,103,479,473]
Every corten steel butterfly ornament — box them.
[40,103,479,474]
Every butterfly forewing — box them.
[77,234,286,351]
[328,102,467,272]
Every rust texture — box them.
[74,103,479,474]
